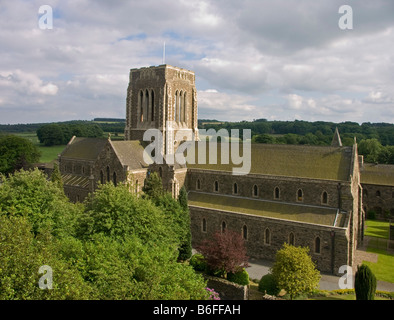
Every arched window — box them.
[233,183,238,194]
[113,172,117,186]
[135,179,139,193]
[175,91,179,122]
[139,90,144,122]
[159,167,163,178]
[242,225,248,240]
[151,90,154,121]
[100,170,104,184]
[202,218,207,233]
[265,228,271,245]
[274,187,280,199]
[196,179,201,190]
[221,221,226,233]
[289,232,295,246]
[145,90,149,121]
[297,189,303,202]
[106,166,110,183]
[315,237,321,254]
[253,185,258,197]
[179,91,183,123]
[183,92,187,122]
[376,190,381,197]
[322,191,328,205]
[214,181,219,192]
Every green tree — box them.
[355,264,377,300]
[51,162,63,190]
[142,171,164,200]
[37,124,65,146]
[358,139,383,163]
[177,186,192,260]
[0,168,80,237]
[270,243,321,300]
[0,135,41,175]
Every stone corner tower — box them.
[124,64,199,154]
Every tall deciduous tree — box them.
[0,135,41,175]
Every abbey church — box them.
[57,64,394,275]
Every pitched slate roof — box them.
[111,140,150,169]
[188,191,347,227]
[186,142,353,181]
[360,163,394,186]
[60,137,107,160]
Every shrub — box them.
[190,254,207,272]
[355,264,377,300]
[227,268,250,285]
[258,273,280,296]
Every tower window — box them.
[196,179,201,190]
[289,232,295,246]
[151,90,154,121]
[221,221,226,233]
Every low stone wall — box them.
[204,275,248,300]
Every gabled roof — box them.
[186,142,353,181]
[360,163,394,186]
[188,191,347,227]
[110,140,150,169]
[60,137,107,160]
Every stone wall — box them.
[362,183,394,218]
[205,275,249,300]
[187,169,346,209]
[190,206,350,275]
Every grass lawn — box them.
[38,145,67,163]
[364,219,390,239]
[363,219,394,283]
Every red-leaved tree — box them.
[197,229,249,277]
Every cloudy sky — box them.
[0,0,393,124]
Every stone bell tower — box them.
[124,64,199,155]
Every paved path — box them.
[246,257,394,292]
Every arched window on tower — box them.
[179,91,183,123]
[139,90,144,122]
[202,218,207,233]
[183,92,187,122]
[196,179,201,190]
[145,90,149,121]
[151,90,154,121]
[175,91,179,122]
